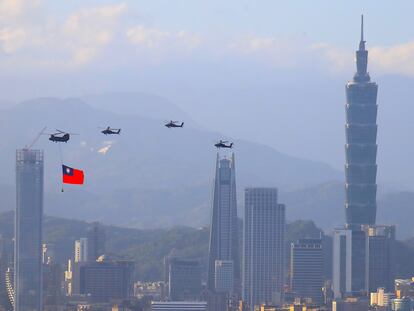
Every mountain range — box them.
[0,94,340,227]
[0,94,413,239]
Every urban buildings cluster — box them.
[1,16,411,311]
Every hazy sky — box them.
[1,0,414,89]
[2,0,414,180]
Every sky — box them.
[2,0,414,180]
[1,0,414,82]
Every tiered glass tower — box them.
[207,153,240,294]
[345,15,378,227]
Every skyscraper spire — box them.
[354,14,369,82]
[345,14,378,227]
[359,14,366,51]
[361,14,364,43]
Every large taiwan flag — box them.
[62,165,84,185]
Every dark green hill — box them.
[0,212,412,281]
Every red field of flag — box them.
[62,165,84,185]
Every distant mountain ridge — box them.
[0,95,341,229]
[0,94,412,238]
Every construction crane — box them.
[24,126,47,150]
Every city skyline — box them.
[1,4,414,310]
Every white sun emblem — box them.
[66,168,70,173]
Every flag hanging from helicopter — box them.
[62,165,84,185]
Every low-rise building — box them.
[332,297,369,311]
[151,301,207,311]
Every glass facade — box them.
[243,188,285,310]
[207,153,240,294]
[290,239,324,304]
[15,149,44,311]
[345,15,378,226]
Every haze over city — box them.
[1,1,414,311]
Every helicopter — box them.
[46,130,78,143]
[165,120,184,128]
[100,126,121,135]
[214,140,233,149]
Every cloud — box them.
[0,2,128,69]
[228,35,349,71]
[229,35,299,64]
[0,0,40,19]
[126,26,201,53]
[309,41,414,76]
[310,43,351,73]
[370,42,414,76]
[63,3,127,65]
[0,2,414,78]
[0,27,26,53]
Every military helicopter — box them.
[214,140,233,149]
[46,130,78,143]
[100,126,121,135]
[165,120,184,128]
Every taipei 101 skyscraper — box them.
[334,16,394,299]
[345,15,378,227]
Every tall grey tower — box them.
[207,153,240,295]
[15,149,44,311]
[333,16,394,299]
[345,15,378,226]
[243,188,285,310]
[87,222,106,261]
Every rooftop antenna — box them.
[361,14,364,43]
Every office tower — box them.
[43,256,63,308]
[74,238,88,263]
[364,225,395,293]
[15,149,44,311]
[243,188,285,310]
[166,257,202,301]
[290,238,324,304]
[214,260,234,293]
[333,16,394,300]
[73,256,134,303]
[344,15,378,227]
[87,222,106,261]
[332,225,395,298]
[207,153,240,294]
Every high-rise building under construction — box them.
[15,149,44,311]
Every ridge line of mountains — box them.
[0,93,413,238]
